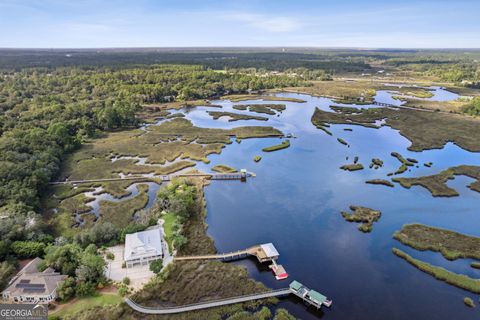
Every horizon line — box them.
[1,46,480,51]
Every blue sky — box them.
[1,0,479,48]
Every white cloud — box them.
[228,13,301,32]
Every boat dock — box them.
[175,243,289,281]
[289,280,332,309]
[270,260,288,280]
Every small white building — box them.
[2,258,66,304]
[124,228,163,268]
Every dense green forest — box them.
[0,63,304,283]
[0,49,371,72]
[1,49,479,83]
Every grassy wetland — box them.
[365,179,394,187]
[233,104,286,115]
[208,111,269,122]
[340,163,364,171]
[311,105,480,152]
[261,139,291,152]
[393,248,480,294]
[211,164,238,173]
[393,165,480,197]
[393,224,480,260]
[341,206,381,232]
[43,114,285,238]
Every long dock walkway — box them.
[174,243,279,264]
[175,243,289,280]
[124,289,292,315]
[174,248,250,262]
[49,172,255,185]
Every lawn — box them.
[162,211,178,253]
[49,293,122,319]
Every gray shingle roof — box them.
[2,258,66,297]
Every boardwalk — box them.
[174,243,279,263]
[124,289,291,315]
[174,248,250,262]
[49,172,254,185]
[373,101,397,107]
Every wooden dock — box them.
[174,244,276,263]
[373,101,398,107]
[175,243,289,281]
[50,171,255,185]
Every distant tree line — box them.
[0,50,371,73]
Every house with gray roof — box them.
[124,228,163,268]
[2,258,66,304]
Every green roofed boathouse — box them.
[289,280,332,309]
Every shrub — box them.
[122,277,130,285]
[0,261,16,291]
[118,285,129,297]
[149,259,163,274]
[75,282,96,297]
[57,277,76,302]
[11,241,46,259]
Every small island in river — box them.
[341,206,381,232]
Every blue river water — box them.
[178,90,480,319]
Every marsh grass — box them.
[262,140,290,152]
[99,184,150,228]
[341,206,381,232]
[311,106,480,152]
[365,179,394,187]
[337,138,349,146]
[393,224,480,260]
[208,111,268,122]
[340,163,364,171]
[211,164,238,173]
[393,248,480,294]
[393,165,480,197]
[223,94,306,103]
[463,297,475,308]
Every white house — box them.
[2,258,66,304]
[124,228,163,268]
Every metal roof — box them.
[124,228,163,261]
[260,243,279,258]
[289,280,303,291]
[308,290,328,304]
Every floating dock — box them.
[270,259,288,280]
